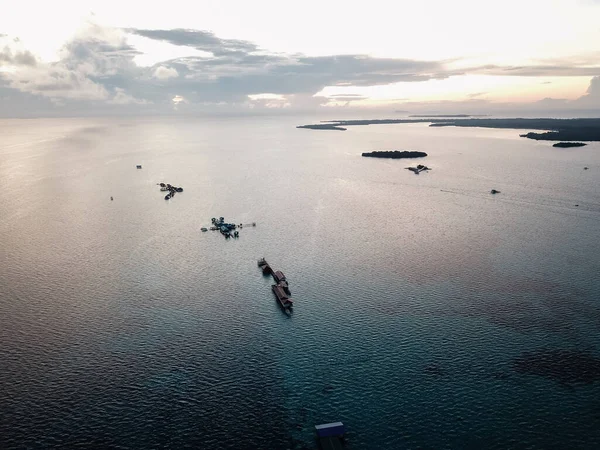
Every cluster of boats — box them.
[406,164,431,174]
[202,217,257,238]
[158,182,183,200]
[210,217,240,238]
[258,258,293,310]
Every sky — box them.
[1,0,599,117]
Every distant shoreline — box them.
[297,118,600,142]
[408,114,488,118]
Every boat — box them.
[160,187,169,191]
[272,270,290,293]
[258,258,272,274]
[272,284,293,309]
[490,189,500,194]
[272,270,286,283]
[136,165,142,169]
[201,227,208,232]
[315,422,346,450]
[164,194,171,200]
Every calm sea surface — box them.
[1,116,600,449]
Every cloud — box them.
[153,66,178,79]
[2,23,599,116]
[574,75,600,106]
[1,24,144,104]
[125,27,451,105]
[466,52,600,77]
[1,35,37,67]
[535,97,569,107]
[475,64,600,77]
[108,87,151,105]
[0,47,37,66]
[128,28,258,56]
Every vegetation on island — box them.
[296,124,347,131]
[552,142,587,148]
[362,151,427,159]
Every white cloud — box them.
[4,64,110,101]
[153,65,178,79]
[247,93,284,101]
[108,87,151,104]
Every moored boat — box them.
[272,284,293,309]
[258,258,273,274]
[273,270,286,283]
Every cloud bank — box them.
[0,24,598,117]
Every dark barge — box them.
[272,284,293,310]
[258,258,273,275]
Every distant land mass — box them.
[362,151,428,159]
[297,118,600,142]
[409,114,472,118]
[552,142,587,148]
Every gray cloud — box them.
[0,46,37,66]
[130,52,446,106]
[575,75,600,106]
[467,52,600,77]
[129,28,258,56]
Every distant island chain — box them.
[297,118,600,143]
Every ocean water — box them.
[1,116,600,449]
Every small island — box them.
[296,124,347,131]
[362,150,428,159]
[552,142,587,148]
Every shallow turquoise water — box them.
[1,116,600,449]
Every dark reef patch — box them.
[513,349,600,385]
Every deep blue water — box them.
[1,116,600,449]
